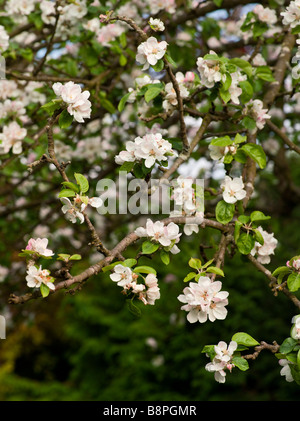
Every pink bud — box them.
[184,71,195,82]
[99,14,107,23]
[26,239,34,250]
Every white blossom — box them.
[135,218,181,253]
[0,122,27,155]
[279,359,294,382]
[250,226,278,264]
[244,99,271,130]
[177,277,229,323]
[25,238,54,257]
[0,25,9,52]
[52,81,92,123]
[26,265,55,290]
[136,37,168,71]
[149,18,165,32]
[205,341,237,383]
[196,51,222,88]
[253,5,277,25]
[110,264,133,288]
[281,0,300,28]
[221,176,246,204]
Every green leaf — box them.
[119,161,135,173]
[215,200,235,225]
[255,65,275,82]
[183,272,197,283]
[57,253,71,261]
[291,364,300,385]
[253,228,264,245]
[74,173,89,193]
[272,266,291,277]
[142,241,160,255]
[118,92,132,112]
[165,53,177,68]
[242,116,256,131]
[212,0,223,7]
[40,283,50,298]
[58,189,76,198]
[133,266,157,275]
[229,58,252,77]
[242,144,267,169]
[280,337,298,354]
[250,210,270,222]
[211,136,232,147]
[206,266,225,277]
[69,254,82,261]
[144,85,163,103]
[152,59,164,72]
[287,272,300,292]
[188,257,202,270]
[101,98,116,114]
[239,80,253,103]
[222,73,232,90]
[123,258,137,268]
[219,86,231,103]
[236,232,255,255]
[102,261,122,273]
[59,109,73,129]
[234,221,243,243]
[40,100,62,116]
[61,182,80,193]
[232,332,259,347]
[232,356,249,371]
[238,215,250,224]
[127,299,141,318]
[234,133,247,144]
[160,250,170,265]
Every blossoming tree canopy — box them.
[1,0,300,389]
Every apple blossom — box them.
[250,226,278,264]
[115,132,176,168]
[253,5,277,25]
[291,315,300,340]
[26,265,55,290]
[196,51,223,88]
[205,341,237,383]
[25,238,54,257]
[0,25,9,52]
[52,81,92,123]
[110,264,133,288]
[147,0,176,14]
[243,99,271,131]
[135,218,181,253]
[177,277,229,323]
[136,37,168,71]
[220,176,246,204]
[281,0,300,28]
[0,121,27,155]
[279,359,294,382]
[149,18,165,32]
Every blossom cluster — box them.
[205,341,237,383]
[60,194,103,224]
[115,131,176,169]
[170,176,204,236]
[162,71,193,112]
[52,81,92,123]
[110,264,160,305]
[26,265,55,291]
[250,226,278,264]
[177,276,229,324]
[243,99,271,131]
[135,218,181,254]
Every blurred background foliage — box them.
[0,194,300,401]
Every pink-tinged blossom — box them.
[250,226,278,264]
[253,5,277,25]
[97,24,124,47]
[147,0,176,14]
[0,25,9,52]
[110,264,133,288]
[291,315,300,340]
[177,277,229,323]
[136,37,168,71]
[0,121,27,155]
[221,176,246,204]
[60,194,102,224]
[26,238,54,257]
[244,99,271,130]
[196,51,222,88]
[143,273,161,305]
[52,81,92,123]
[135,218,181,252]
[26,265,55,290]
[281,0,300,28]
[205,341,237,383]
[149,17,165,32]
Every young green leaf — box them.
[40,283,50,298]
[183,272,197,283]
[74,173,89,193]
[58,189,76,198]
[188,257,202,270]
[142,241,159,255]
[241,144,267,169]
[59,109,73,129]
[133,266,157,274]
[215,200,235,225]
[236,232,255,255]
[231,332,260,347]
